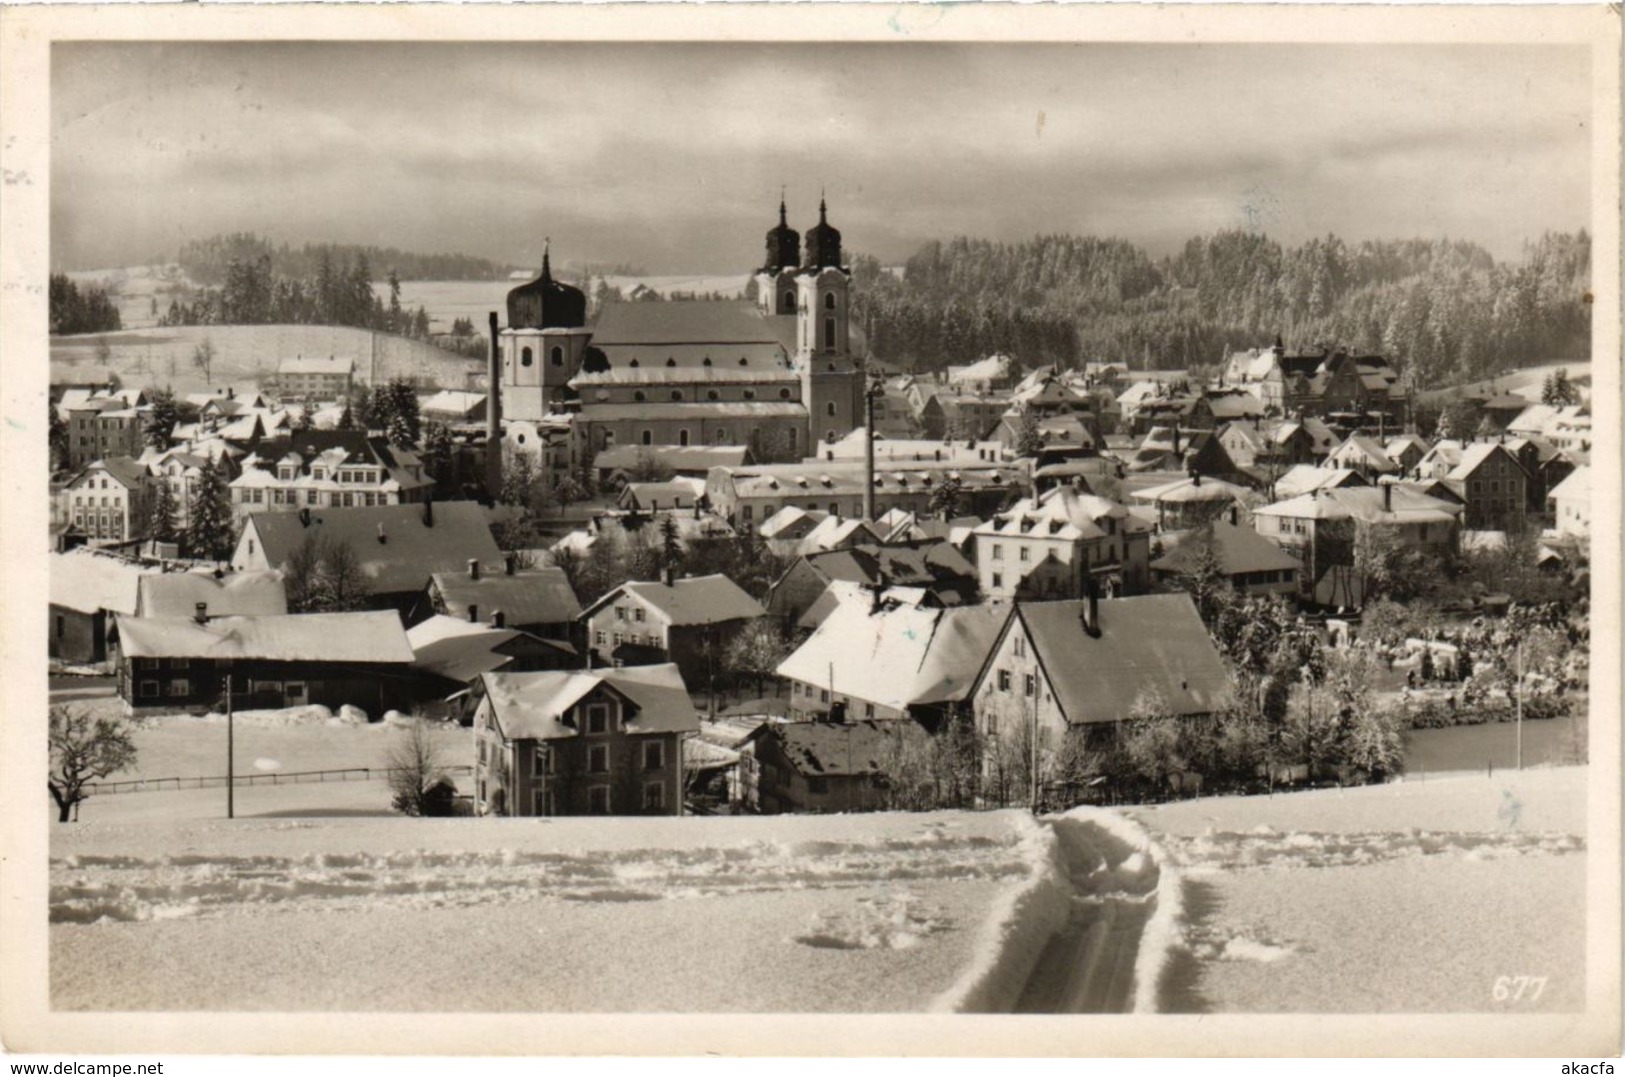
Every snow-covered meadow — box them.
[48,704,1591,1019]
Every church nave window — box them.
[521,347,534,368]
[824,292,836,310]
[550,346,564,367]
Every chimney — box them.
[490,609,505,629]
[422,499,434,528]
[1383,482,1392,513]
[468,558,480,580]
[486,311,503,503]
[504,553,517,576]
[1080,577,1101,638]
[1189,467,1201,487]
[377,522,387,544]
[468,603,479,623]
[194,602,208,624]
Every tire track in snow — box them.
[1012,816,1161,1014]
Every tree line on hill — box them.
[49,274,123,335]
[849,230,1590,389]
[176,232,514,285]
[156,251,434,341]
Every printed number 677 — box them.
[1493,975,1547,1002]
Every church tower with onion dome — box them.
[753,196,802,318]
[498,243,593,422]
[794,198,863,448]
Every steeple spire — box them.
[541,237,552,281]
[779,187,788,226]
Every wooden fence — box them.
[85,764,474,796]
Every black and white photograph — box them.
[0,2,1618,1060]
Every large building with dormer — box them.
[491,201,867,470]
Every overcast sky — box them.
[51,41,1592,274]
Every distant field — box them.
[51,324,482,396]
[1417,360,1592,405]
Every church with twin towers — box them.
[487,197,867,476]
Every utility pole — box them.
[862,372,881,522]
[224,672,235,820]
[1515,640,1524,771]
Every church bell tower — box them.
[794,198,862,448]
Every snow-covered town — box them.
[16,24,1613,1045]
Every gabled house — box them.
[1547,465,1590,539]
[580,574,765,690]
[970,594,1231,794]
[1129,474,1252,533]
[1269,416,1339,463]
[471,664,698,816]
[1216,421,1276,469]
[1252,484,1463,602]
[1150,520,1301,597]
[1383,433,1431,474]
[1127,425,1241,481]
[747,719,930,815]
[232,500,504,613]
[410,558,581,641]
[49,549,148,664]
[116,609,415,713]
[765,540,979,629]
[1414,439,1467,479]
[58,456,154,546]
[776,581,1010,729]
[973,485,1154,600]
[1324,434,1400,478]
[228,430,432,519]
[1446,442,1528,531]
[795,515,886,556]
[616,480,702,513]
[1128,396,1214,437]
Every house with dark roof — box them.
[1446,442,1528,531]
[765,540,979,629]
[970,593,1231,795]
[116,609,415,713]
[1150,520,1301,597]
[746,718,930,815]
[470,664,698,816]
[231,501,504,613]
[1126,425,1242,481]
[408,557,581,640]
[580,574,765,692]
[776,581,1010,728]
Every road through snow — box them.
[1012,816,1160,1013]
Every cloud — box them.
[50,41,1593,272]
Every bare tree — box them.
[49,705,138,823]
[386,719,448,817]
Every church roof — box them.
[506,250,587,331]
[591,300,797,350]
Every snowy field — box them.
[50,810,1042,1013]
[47,765,1593,1019]
[1130,766,1589,1013]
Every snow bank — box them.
[929,813,1070,1013]
[1060,806,1185,1015]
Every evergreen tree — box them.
[145,477,178,544]
[48,398,68,475]
[423,421,453,485]
[659,514,683,575]
[927,475,964,520]
[291,399,314,432]
[142,388,181,449]
[185,457,235,561]
[1014,410,1045,458]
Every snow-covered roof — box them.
[49,550,149,615]
[1130,475,1251,505]
[481,664,699,741]
[279,356,354,375]
[1018,594,1231,724]
[777,581,1010,708]
[1273,465,1367,499]
[584,574,763,627]
[135,570,288,619]
[118,611,414,663]
[1548,465,1589,502]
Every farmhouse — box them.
[409,558,581,640]
[48,550,147,664]
[747,719,930,815]
[1150,520,1301,597]
[116,609,415,713]
[580,574,764,689]
[133,569,287,619]
[765,540,979,629]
